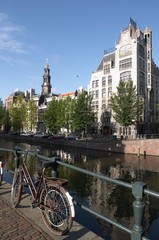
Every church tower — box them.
[41,60,52,95]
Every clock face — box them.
[119,44,132,58]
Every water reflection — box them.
[1,138,159,240]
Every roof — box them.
[59,92,75,97]
[97,52,115,71]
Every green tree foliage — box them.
[60,97,74,132]
[0,101,7,129]
[43,92,95,135]
[24,98,37,132]
[72,91,95,134]
[9,95,27,132]
[109,80,143,127]
[43,98,59,133]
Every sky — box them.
[0,0,159,102]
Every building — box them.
[5,89,25,110]
[88,18,159,138]
[4,60,85,133]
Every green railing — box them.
[1,146,159,240]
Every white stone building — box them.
[88,18,159,138]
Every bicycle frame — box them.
[18,152,69,206]
[20,159,46,204]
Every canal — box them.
[0,137,159,240]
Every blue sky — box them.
[0,0,159,102]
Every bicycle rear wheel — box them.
[0,161,3,186]
[11,168,23,207]
[40,184,73,235]
[0,173,2,186]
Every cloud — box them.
[0,13,26,54]
[0,55,28,65]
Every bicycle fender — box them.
[65,191,75,218]
[0,161,3,174]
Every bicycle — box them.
[11,146,75,236]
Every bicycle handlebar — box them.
[14,146,61,170]
[14,146,39,158]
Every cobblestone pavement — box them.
[0,196,52,240]
[0,181,104,240]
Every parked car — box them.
[65,135,79,140]
[33,132,46,138]
[49,134,65,140]
[20,132,34,137]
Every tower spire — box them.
[41,61,52,95]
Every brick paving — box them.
[0,196,53,240]
[0,181,104,240]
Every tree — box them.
[0,101,7,130]
[61,97,74,133]
[72,91,95,136]
[109,80,143,128]
[9,95,27,132]
[43,92,95,135]
[43,98,59,133]
[24,98,37,132]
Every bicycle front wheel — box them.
[40,184,73,235]
[11,168,23,207]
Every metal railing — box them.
[1,147,159,240]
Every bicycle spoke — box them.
[40,184,73,235]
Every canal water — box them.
[0,137,159,240]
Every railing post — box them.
[14,146,22,169]
[131,182,147,240]
[50,156,59,178]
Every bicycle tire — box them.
[0,161,3,186]
[11,168,23,207]
[40,183,73,235]
[0,174,2,186]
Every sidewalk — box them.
[0,181,104,240]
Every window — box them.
[119,58,132,70]
[148,74,151,85]
[92,91,96,99]
[108,75,112,86]
[140,71,145,82]
[147,51,150,60]
[102,88,106,98]
[139,45,144,58]
[111,60,115,68]
[96,90,99,99]
[92,80,99,88]
[104,64,110,74]
[92,101,98,110]
[102,100,106,110]
[108,87,112,97]
[96,101,99,109]
[139,58,145,71]
[139,82,145,96]
[92,81,96,88]
[102,77,106,87]
[120,71,131,81]
[139,72,145,95]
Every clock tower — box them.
[41,60,52,96]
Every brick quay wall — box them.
[1,134,159,156]
[58,138,159,156]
